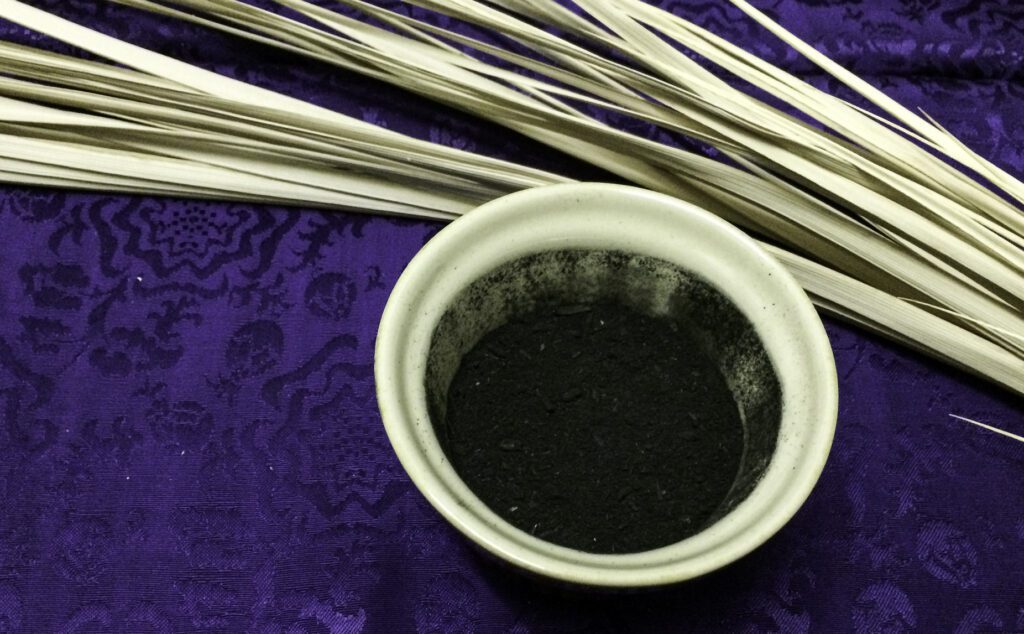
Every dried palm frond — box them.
[0,0,1023,401]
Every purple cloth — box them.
[2,0,1024,631]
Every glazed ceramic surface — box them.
[375,183,838,587]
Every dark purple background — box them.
[2,0,1024,631]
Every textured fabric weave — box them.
[1,1,1023,631]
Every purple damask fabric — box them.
[2,0,1024,632]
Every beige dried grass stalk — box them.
[950,415,1024,443]
[0,0,565,215]
[0,0,1023,405]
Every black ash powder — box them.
[438,301,745,554]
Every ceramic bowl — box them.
[375,183,837,587]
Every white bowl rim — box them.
[375,183,838,587]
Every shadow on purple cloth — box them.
[1,0,1024,631]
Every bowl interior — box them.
[425,249,782,540]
